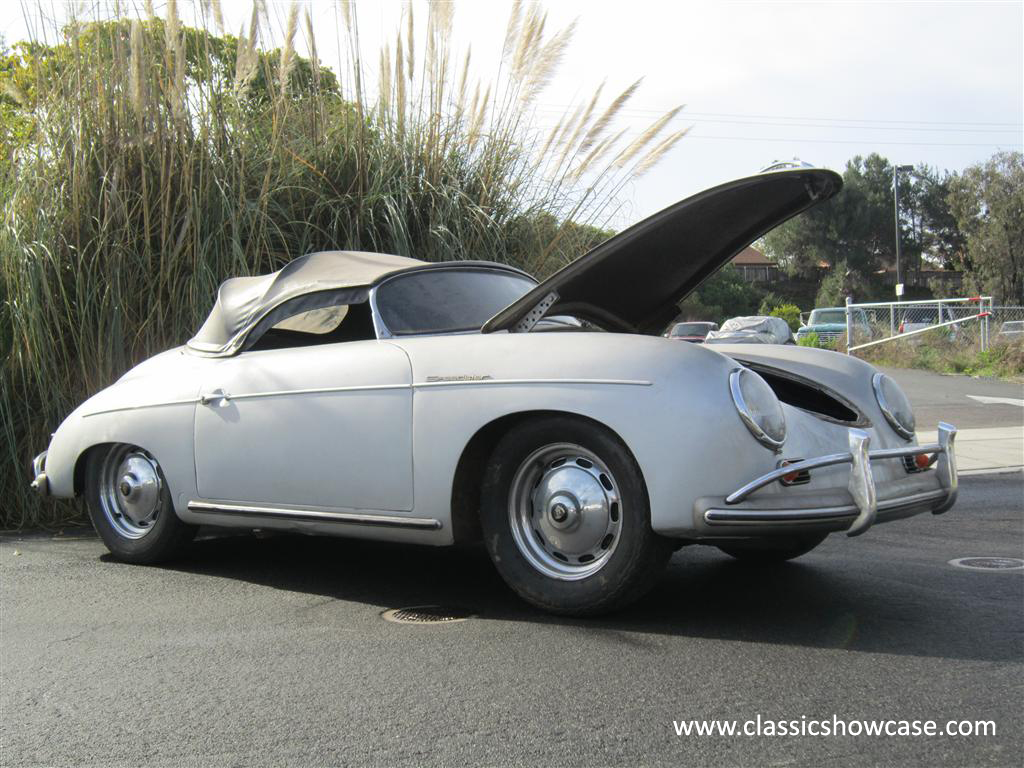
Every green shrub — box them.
[797,331,820,347]
[857,335,1023,379]
[769,303,802,331]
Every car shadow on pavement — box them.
[155,529,1023,664]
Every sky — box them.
[5,1,1023,224]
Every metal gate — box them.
[843,296,994,354]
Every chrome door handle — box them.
[199,389,230,406]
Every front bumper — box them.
[30,450,49,496]
[694,423,957,538]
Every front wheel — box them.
[716,534,827,563]
[480,417,673,616]
[84,444,196,564]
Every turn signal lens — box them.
[915,453,932,470]
[778,459,810,486]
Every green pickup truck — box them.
[796,307,872,346]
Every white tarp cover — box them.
[705,315,794,345]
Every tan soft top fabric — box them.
[188,251,426,355]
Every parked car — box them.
[666,321,718,342]
[796,307,872,345]
[705,315,794,344]
[998,320,1024,341]
[30,168,960,616]
[899,307,940,335]
[898,306,961,341]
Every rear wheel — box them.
[716,534,827,563]
[480,417,673,616]
[84,444,196,563]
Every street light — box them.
[893,164,913,296]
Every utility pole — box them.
[893,164,913,297]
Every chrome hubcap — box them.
[508,443,622,580]
[98,447,163,539]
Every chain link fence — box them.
[797,299,1024,354]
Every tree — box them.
[948,152,1024,303]
[906,165,967,273]
[762,153,974,299]
[675,265,761,323]
[814,261,872,307]
[762,154,899,279]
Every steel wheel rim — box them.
[508,442,622,581]
[97,446,163,539]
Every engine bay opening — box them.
[744,364,862,425]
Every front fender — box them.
[40,347,208,511]
[391,333,762,541]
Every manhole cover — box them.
[949,557,1024,571]
[381,605,474,625]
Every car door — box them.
[193,339,413,511]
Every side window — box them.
[246,296,376,351]
[272,305,349,334]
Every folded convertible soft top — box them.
[188,251,426,355]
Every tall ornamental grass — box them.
[1,0,686,528]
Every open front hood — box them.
[482,168,841,334]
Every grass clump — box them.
[857,335,1024,380]
[0,1,688,528]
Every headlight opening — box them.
[872,373,916,440]
[729,368,787,450]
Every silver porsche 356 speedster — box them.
[31,168,958,615]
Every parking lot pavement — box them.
[917,425,1023,475]
[881,367,1023,474]
[882,366,1023,430]
[2,473,1021,767]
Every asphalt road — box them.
[2,472,1021,767]
[881,366,1023,429]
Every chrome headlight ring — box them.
[729,368,786,451]
[872,372,916,440]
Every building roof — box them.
[731,246,776,267]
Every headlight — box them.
[872,372,915,440]
[729,368,786,450]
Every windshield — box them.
[375,268,536,335]
[670,322,714,336]
[809,309,846,324]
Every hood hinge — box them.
[512,291,559,333]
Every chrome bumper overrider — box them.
[704,422,957,537]
[30,450,49,496]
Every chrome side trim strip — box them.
[87,378,651,417]
[412,378,652,388]
[84,397,201,418]
[226,383,408,402]
[187,501,442,530]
